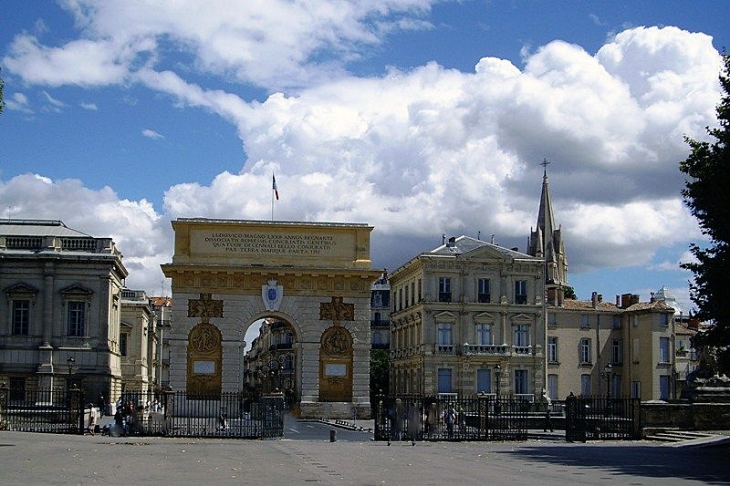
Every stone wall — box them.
[642,401,730,430]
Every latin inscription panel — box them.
[189,229,355,265]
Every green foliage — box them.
[680,53,730,374]
[563,286,576,300]
[369,349,390,399]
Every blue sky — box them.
[1,1,729,313]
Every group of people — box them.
[85,393,165,437]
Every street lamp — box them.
[495,363,502,398]
[66,356,75,388]
[601,362,613,400]
[494,363,503,416]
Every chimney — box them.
[591,292,598,308]
[448,236,456,247]
[621,293,633,309]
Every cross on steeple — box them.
[540,157,550,173]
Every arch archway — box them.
[162,218,381,418]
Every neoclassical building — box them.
[0,219,127,402]
[388,236,546,399]
[529,169,677,401]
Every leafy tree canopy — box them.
[680,52,730,374]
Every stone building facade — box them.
[388,236,546,399]
[0,219,127,402]
[161,218,381,418]
[529,170,678,401]
[119,288,159,394]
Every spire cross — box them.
[540,158,550,170]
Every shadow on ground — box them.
[503,442,730,484]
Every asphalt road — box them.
[0,426,727,485]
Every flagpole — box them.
[271,175,274,221]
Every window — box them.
[399,288,404,310]
[659,337,670,363]
[120,333,128,357]
[438,277,452,302]
[437,368,452,393]
[476,323,492,346]
[580,374,592,395]
[581,314,590,328]
[660,376,670,400]
[476,368,491,394]
[437,323,452,346]
[12,299,30,335]
[514,280,527,304]
[612,315,621,329]
[513,324,529,348]
[477,278,490,303]
[631,381,641,399]
[547,374,558,400]
[373,330,382,345]
[404,285,409,308]
[611,374,622,398]
[418,279,422,301]
[548,313,557,327]
[410,282,415,305]
[514,369,528,395]
[660,313,669,327]
[9,377,25,402]
[548,337,558,363]
[580,338,592,364]
[67,301,86,337]
[612,339,623,365]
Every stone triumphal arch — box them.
[161,218,381,418]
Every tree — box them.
[369,349,390,402]
[563,286,577,300]
[680,52,730,374]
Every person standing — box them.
[86,404,98,435]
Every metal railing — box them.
[565,395,641,441]
[0,386,85,434]
[374,394,529,442]
[0,387,285,439]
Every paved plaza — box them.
[0,425,728,485]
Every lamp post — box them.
[601,363,613,400]
[66,356,75,388]
[494,363,502,416]
[495,363,502,398]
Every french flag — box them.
[272,173,279,200]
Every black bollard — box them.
[330,429,337,442]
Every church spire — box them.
[528,159,568,305]
[536,159,556,250]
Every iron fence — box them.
[106,390,285,439]
[0,386,85,434]
[0,387,285,439]
[374,394,529,442]
[565,395,641,441]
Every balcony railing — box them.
[461,344,509,355]
[513,345,532,355]
[436,344,455,354]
